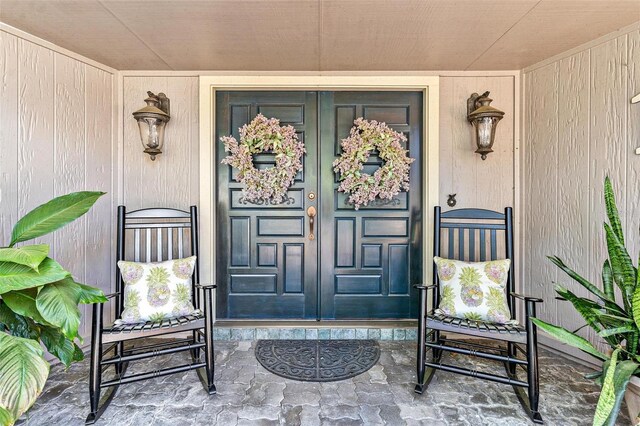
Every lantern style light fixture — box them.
[133,91,170,161]
[467,91,504,160]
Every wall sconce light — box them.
[133,91,170,161]
[467,91,504,160]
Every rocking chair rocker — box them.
[415,206,543,423]
[86,206,216,424]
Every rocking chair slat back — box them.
[433,206,515,319]
[115,206,199,319]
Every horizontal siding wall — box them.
[0,28,117,343]
[523,27,640,361]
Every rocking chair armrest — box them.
[510,292,543,303]
[104,292,120,300]
[414,284,437,291]
[195,283,217,290]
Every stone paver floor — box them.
[17,340,630,425]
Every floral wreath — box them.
[221,114,305,204]
[333,118,414,210]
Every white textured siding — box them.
[439,75,516,211]
[121,76,199,210]
[0,29,117,342]
[524,28,640,361]
[121,74,517,213]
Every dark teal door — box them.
[216,91,422,319]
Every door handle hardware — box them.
[307,206,317,240]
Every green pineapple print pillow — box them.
[434,256,514,324]
[117,256,198,324]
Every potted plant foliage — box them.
[531,178,640,426]
[0,192,107,426]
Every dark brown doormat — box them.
[255,339,380,382]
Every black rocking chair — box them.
[86,206,216,424]
[415,206,543,424]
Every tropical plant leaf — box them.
[585,370,604,380]
[556,286,603,331]
[39,325,79,367]
[0,245,48,272]
[593,348,620,426]
[0,258,69,295]
[604,176,625,245]
[35,278,82,340]
[604,223,636,308]
[71,282,107,304]
[531,318,608,361]
[0,332,49,420]
[72,342,84,363]
[1,288,48,325]
[0,405,13,426]
[598,326,636,337]
[602,260,615,301]
[9,191,105,246]
[0,302,39,340]
[632,280,640,336]
[628,329,639,357]
[548,256,617,306]
[598,358,639,426]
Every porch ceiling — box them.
[0,0,639,71]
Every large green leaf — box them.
[0,258,69,295]
[598,326,636,337]
[628,329,639,356]
[531,318,608,361]
[1,289,48,325]
[35,278,81,340]
[548,256,617,305]
[9,191,105,247]
[0,245,48,272]
[605,223,637,310]
[594,348,620,426]
[71,282,107,304]
[0,332,49,420]
[39,325,81,367]
[0,303,39,340]
[604,176,625,245]
[602,360,640,425]
[632,281,640,336]
[0,405,13,426]
[602,260,615,301]
[556,286,603,331]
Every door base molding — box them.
[211,320,418,341]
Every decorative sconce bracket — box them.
[133,91,171,161]
[467,91,505,160]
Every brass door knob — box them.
[307,206,317,240]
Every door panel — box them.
[319,91,422,319]
[216,91,318,319]
[216,90,422,320]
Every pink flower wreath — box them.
[221,114,305,204]
[333,118,414,210]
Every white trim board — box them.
[198,75,440,315]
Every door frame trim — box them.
[199,76,440,319]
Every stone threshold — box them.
[212,320,418,341]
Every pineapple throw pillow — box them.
[434,256,514,324]
[117,256,198,324]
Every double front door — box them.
[216,91,422,320]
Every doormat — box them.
[255,339,380,382]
